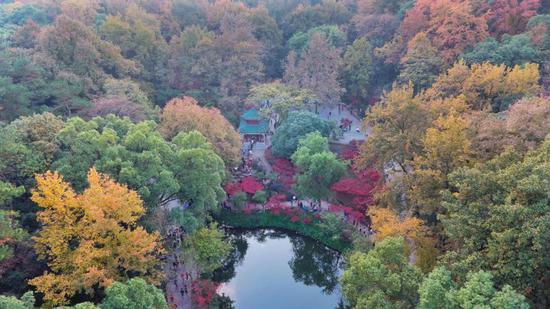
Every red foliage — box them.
[266,148,297,190]
[331,178,374,197]
[329,204,365,221]
[191,279,219,307]
[290,216,300,223]
[224,176,264,195]
[303,217,312,224]
[488,0,541,36]
[241,176,264,194]
[315,213,321,220]
[265,193,286,209]
[224,182,242,195]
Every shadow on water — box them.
[212,228,345,309]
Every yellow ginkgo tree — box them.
[30,168,163,306]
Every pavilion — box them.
[239,108,269,143]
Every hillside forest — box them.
[0,0,549,308]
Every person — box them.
[356,127,360,133]
[328,111,331,119]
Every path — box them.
[317,105,371,144]
[165,251,196,309]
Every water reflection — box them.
[213,229,344,309]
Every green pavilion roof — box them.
[241,108,262,120]
[239,108,269,134]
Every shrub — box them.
[252,190,268,204]
[231,192,247,209]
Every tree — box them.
[159,96,241,168]
[417,267,456,309]
[0,77,31,121]
[86,95,152,122]
[215,12,265,121]
[100,278,167,309]
[341,237,423,308]
[440,138,550,305]
[53,115,226,212]
[488,0,541,36]
[167,26,219,105]
[0,291,34,309]
[0,198,27,261]
[101,78,158,120]
[342,38,373,108]
[468,96,550,161]
[29,168,163,306]
[184,223,231,275]
[247,81,316,125]
[358,83,430,172]
[291,132,346,204]
[461,34,542,67]
[397,0,489,64]
[417,268,529,309]
[272,111,332,158]
[288,24,346,53]
[409,112,472,220]
[284,33,344,106]
[170,131,226,217]
[398,32,443,91]
[0,126,43,188]
[369,207,426,243]
[7,112,64,163]
[428,61,542,111]
[38,15,137,86]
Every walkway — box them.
[317,105,371,144]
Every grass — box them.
[215,210,352,252]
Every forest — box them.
[0,0,549,308]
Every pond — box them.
[213,229,345,309]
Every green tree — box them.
[341,237,423,308]
[342,38,373,107]
[417,267,456,309]
[441,138,550,305]
[8,113,65,163]
[52,116,225,214]
[398,32,443,92]
[0,291,34,309]
[184,223,231,275]
[100,278,167,309]
[291,132,345,204]
[272,111,332,158]
[462,34,542,67]
[171,131,226,217]
[288,24,346,53]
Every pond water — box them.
[213,229,344,309]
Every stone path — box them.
[165,252,196,309]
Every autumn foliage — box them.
[224,176,264,195]
[30,168,163,306]
[191,279,220,307]
[160,96,241,166]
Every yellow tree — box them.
[409,112,472,221]
[30,168,163,306]
[369,207,437,272]
[358,83,431,173]
[428,61,541,111]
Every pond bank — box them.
[215,211,352,252]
